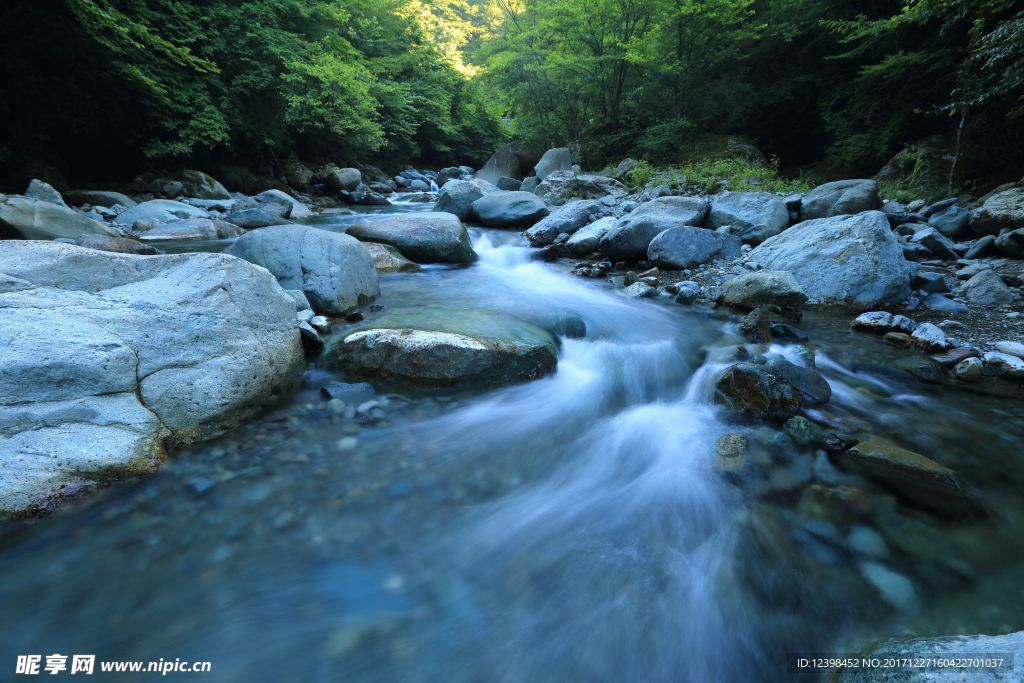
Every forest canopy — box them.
[1,0,1022,188]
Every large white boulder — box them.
[0,196,117,240]
[0,242,305,516]
[749,211,913,310]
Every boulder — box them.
[225,225,379,315]
[534,171,627,205]
[720,270,808,318]
[749,211,913,310]
[565,217,615,256]
[363,242,421,272]
[255,189,313,219]
[765,354,831,406]
[321,167,363,193]
[928,204,971,239]
[959,269,1014,307]
[995,228,1024,258]
[714,362,803,421]
[225,204,291,229]
[970,188,1024,235]
[113,199,207,228]
[478,143,523,183]
[0,242,304,516]
[0,196,118,240]
[496,177,522,191]
[25,179,68,207]
[524,199,612,246]
[983,351,1024,380]
[472,191,550,228]
[647,227,742,269]
[178,170,231,200]
[65,190,138,209]
[137,217,243,241]
[800,179,881,219]
[910,227,958,260]
[434,178,495,221]
[836,436,972,514]
[706,192,790,244]
[283,157,314,190]
[630,196,711,226]
[347,212,476,265]
[599,215,679,262]
[533,147,573,180]
[329,307,558,388]
[521,176,540,193]
[837,631,1024,683]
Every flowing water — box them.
[3,199,1024,681]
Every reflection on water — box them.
[2,203,1024,681]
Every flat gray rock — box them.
[347,212,477,265]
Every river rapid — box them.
[2,200,1024,682]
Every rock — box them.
[749,211,912,310]
[784,415,825,447]
[65,190,138,209]
[136,217,242,241]
[800,179,881,219]
[837,630,1024,682]
[957,262,994,280]
[255,189,312,219]
[923,293,968,314]
[983,351,1024,379]
[902,242,933,261]
[883,332,914,348]
[534,171,627,205]
[521,176,540,193]
[928,204,971,239]
[0,242,304,516]
[437,167,464,183]
[836,436,972,514]
[930,346,979,368]
[960,269,1014,307]
[113,199,207,228]
[851,311,894,332]
[910,227,958,260]
[630,196,711,226]
[340,188,391,206]
[329,307,558,388]
[740,306,776,342]
[347,212,476,265]
[911,322,950,352]
[320,382,374,403]
[496,177,522,191]
[674,280,701,304]
[624,282,656,298]
[471,191,549,228]
[706,192,790,244]
[524,199,612,246]
[225,205,291,229]
[721,270,807,319]
[714,433,750,478]
[564,217,616,256]
[299,322,324,356]
[178,170,231,200]
[534,147,573,180]
[434,178,495,220]
[283,157,314,189]
[0,196,117,240]
[995,228,1024,258]
[882,200,909,227]
[714,362,803,421]
[599,215,679,262]
[25,179,67,207]
[765,355,831,406]
[225,225,379,315]
[911,271,948,293]
[363,242,420,272]
[477,143,524,183]
[970,187,1024,235]
[322,167,363,193]
[965,235,998,259]
[648,227,742,269]
[72,234,158,255]
[996,340,1024,360]
[953,356,984,382]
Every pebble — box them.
[336,437,358,451]
[328,398,346,415]
[953,357,984,382]
[847,526,888,558]
[859,561,918,612]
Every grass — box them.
[622,158,813,195]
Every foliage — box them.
[624,158,812,195]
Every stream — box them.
[2,199,1024,681]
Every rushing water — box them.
[2,199,1024,681]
